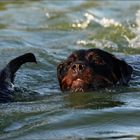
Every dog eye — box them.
[87,52,94,61]
[57,61,71,76]
[57,63,67,74]
[93,57,105,65]
[87,52,105,65]
[68,54,77,61]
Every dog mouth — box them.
[71,78,87,92]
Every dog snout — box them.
[71,62,85,73]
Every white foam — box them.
[128,10,140,48]
[98,17,121,27]
[72,13,94,29]
[136,10,140,30]
[72,13,121,29]
[45,12,50,18]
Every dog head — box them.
[57,49,133,92]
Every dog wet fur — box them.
[57,49,133,93]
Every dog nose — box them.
[71,63,85,73]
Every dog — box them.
[57,49,133,92]
[0,53,37,103]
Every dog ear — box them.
[113,57,133,85]
[0,53,37,84]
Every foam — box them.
[128,10,140,48]
[72,13,122,29]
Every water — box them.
[0,0,140,139]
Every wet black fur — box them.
[0,53,37,103]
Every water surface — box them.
[0,1,140,140]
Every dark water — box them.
[0,0,140,140]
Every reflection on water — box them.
[0,0,140,140]
[64,91,124,109]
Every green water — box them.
[0,0,140,139]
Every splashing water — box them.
[128,9,140,48]
[72,12,122,29]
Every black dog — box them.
[57,49,133,92]
[0,53,36,103]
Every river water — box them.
[0,1,140,140]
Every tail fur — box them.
[0,53,37,84]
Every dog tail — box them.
[0,53,37,84]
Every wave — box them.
[72,12,122,29]
[128,10,140,49]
